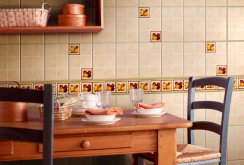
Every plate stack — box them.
[58,4,87,26]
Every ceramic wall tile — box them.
[184,42,205,76]
[162,0,183,6]
[117,7,138,42]
[184,7,205,41]
[228,8,244,40]
[206,7,227,41]
[184,0,205,6]
[0,34,20,44]
[93,7,116,43]
[140,0,161,6]
[206,0,227,6]
[20,0,43,7]
[228,0,244,6]
[45,33,69,44]
[162,42,183,77]
[69,33,92,44]
[117,0,138,7]
[162,7,183,41]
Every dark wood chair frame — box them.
[133,76,234,165]
[0,84,54,165]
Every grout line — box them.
[226,0,229,76]
[204,0,207,148]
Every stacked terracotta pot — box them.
[58,4,86,26]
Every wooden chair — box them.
[0,84,54,165]
[132,76,234,165]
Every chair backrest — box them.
[0,84,53,165]
[187,77,234,164]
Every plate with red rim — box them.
[81,117,121,125]
[131,111,166,117]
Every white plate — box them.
[81,117,121,125]
[131,111,166,117]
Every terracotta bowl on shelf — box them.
[0,102,28,122]
[58,14,87,26]
[62,4,85,15]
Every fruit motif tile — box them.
[162,80,172,92]
[69,43,80,55]
[105,82,115,92]
[183,80,188,91]
[234,78,237,89]
[116,81,127,93]
[33,84,44,90]
[206,42,216,53]
[69,83,80,94]
[81,68,93,80]
[57,83,68,94]
[196,85,205,91]
[93,82,103,93]
[81,82,92,93]
[139,7,150,18]
[173,80,183,91]
[238,78,244,89]
[20,84,32,89]
[206,85,216,90]
[216,65,227,76]
[151,80,161,92]
[128,81,139,90]
[139,81,150,92]
[150,31,161,42]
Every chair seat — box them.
[133,144,220,164]
[177,144,221,164]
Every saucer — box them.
[131,111,166,118]
[81,117,121,125]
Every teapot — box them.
[78,93,97,108]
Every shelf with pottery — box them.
[0,0,103,33]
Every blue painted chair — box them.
[133,77,234,165]
[0,84,54,165]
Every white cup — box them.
[78,93,97,108]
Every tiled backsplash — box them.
[2,0,244,164]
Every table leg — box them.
[158,129,176,165]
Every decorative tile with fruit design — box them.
[206,85,216,90]
[8,84,19,88]
[69,83,80,94]
[173,80,183,91]
[139,81,150,92]
[183,80,189,91]
[196,85,205,91]
[150,31,161,42]
[53,83,57,95]
[81,68,93,80]
[57,83,68,94]
[20,84,32,89]
[128,81,139,90]
[238,78,244,89]
[93,82,103,93]
[234,78,237,89]
[34,84,44,90]
[139,7,150,18]
[217,65,227,76]
[69,43,80,55]
[116,81,127,93]
[151,81,161,92]
[81,83,92,93]
[206,42,216,53]
[105,82,116,92]
[162,80,172,92]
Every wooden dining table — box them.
[0,108,192,165]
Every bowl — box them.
[85,114,116,122]
[137,107,163,115]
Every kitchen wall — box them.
[1,0,244,165]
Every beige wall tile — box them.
[162,0,183,6]
[162,7,183,41]
[228,0,244,6]
[206,7,227,41]
[20,0,43,7]
[117,0,138,7]
[206,0,227,6]
[21,34,44,44]
[184,7,205,41]
[184,0,205,6]
[162,42,183,77]
[228,8,244,40]
[45,33,68,44]
[69,33,92,44]
[104,0,115,7]
[184,42,205,76]
[140,0,161,6]
[0,34,20,44]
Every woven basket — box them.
[40,104,73,121]
[0,3,51,27]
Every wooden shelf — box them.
[0,26,103,33]
[0,0,103,34]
